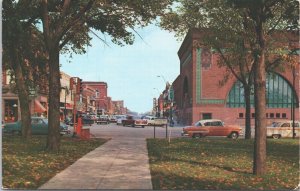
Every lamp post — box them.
[157,75,167,84]
[153,88,160,117]
[61,86,69,120]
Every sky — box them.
[60,25,183,113]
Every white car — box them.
[267,120,300,139]
[116,115,127,125]
[142,116,157,125]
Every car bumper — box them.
[60,130,71,135]
[181,131,189,137]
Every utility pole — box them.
[292,66,296,139]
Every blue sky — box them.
[60,25,183,113]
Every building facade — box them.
[60,72,74,119]
[173,29,299,126]
[2,69,49,122]
[82,81,109,115]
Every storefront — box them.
[3,99,19,123]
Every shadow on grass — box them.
[151,169,245,190]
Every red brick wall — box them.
[175,29,299,126]
[82,82,108,111]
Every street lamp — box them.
[61,86,69,120]
[157,75,167,84]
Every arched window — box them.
[226,73,298,108]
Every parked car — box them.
[109,115,117,123]
[181,119,242,139]
[81,114,94,125]
[116,115,127,125]
[142,116,167,126]
[267,120,300,139]
[64,117,74,126]
[142,116,157,125]
[122,115,147,128]
[97,115,110,124]
[2,117,70,135]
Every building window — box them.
[276,113,280,118]
[270,113,274,118]
[202,113,212,119]
[226,72,298,108]
[266,113,269,118]
[282,113,287,118]
[239,113,244,118]
[251,113,255,118]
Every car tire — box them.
[142,126,145,128]
[123,123,125,127]
[132,124,135,127]
[193,133,202,138]
[230,132,239,139]
[272,134,281,139]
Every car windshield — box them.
[41,119,48,124]
[194,121,202,126]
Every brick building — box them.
[82,81,109,115]
[172,29,299,126]
[60,72,74,119]
[2,69,49,122]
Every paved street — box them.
[39,123,184,190]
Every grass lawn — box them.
[2,135,108,189]
[147,138,299,190]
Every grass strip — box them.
[147,138,299,190]
[2,135,107,189]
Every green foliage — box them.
[147,138,299,190]
[2,0,48,90]
[2,135,107,189]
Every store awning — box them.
[34,100,46,113]
[65,103,73,110]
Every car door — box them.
[208,121,226,136]
[204,122,215,136]
[280,122,291,137]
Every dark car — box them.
[2,117,70,135]
[81,115,94,126]
[96,115,110,124]
[64,117,74,126]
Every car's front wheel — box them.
[272,134,281,139]
[193,133,202,138]
[229,132,239,139]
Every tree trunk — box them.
[253,9,267,175]
[46,44,61,151]
[244,84,251,139]
[10,43,32,139]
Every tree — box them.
[229,0,298,176]
[36,0,174,151]
[2,0,48,139]
[160,0,298,175]
[161,0,256,138]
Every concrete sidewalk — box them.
[39,138,153,190]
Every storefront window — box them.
[4,100,18,122]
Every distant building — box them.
[172,29,299,126]
[82,81,109,115]
[60,72,74,119]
